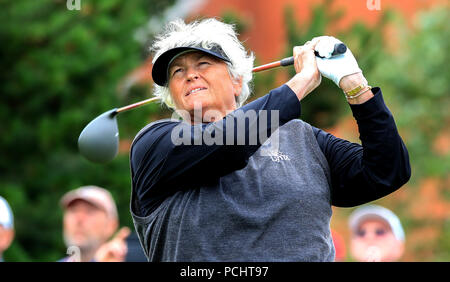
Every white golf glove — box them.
[314,36,362,87]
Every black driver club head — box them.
[78,109,119,163]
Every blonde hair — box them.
[150,18,255,109]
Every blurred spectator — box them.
[348,205,405,262]
[59,185,132,262]
[331,229,346,261]
[0,196,15,262]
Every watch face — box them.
[346,84,365,96]
[345,86,372,99]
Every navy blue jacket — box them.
[131,86,411,217]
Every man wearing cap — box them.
[60,185,130,262]
[349,205,405,262]
[0,196,14,262]
[129,18,411,261]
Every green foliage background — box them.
[0,0,174,261]
[0,0,448,261]
[280,2,449,261]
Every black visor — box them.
[151,45,231,86]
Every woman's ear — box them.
[232,76,243,98]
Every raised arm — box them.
[130,85,301,214]
[131,40,322,215]
[308,36,411,206]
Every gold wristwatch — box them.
[344,84,366,97]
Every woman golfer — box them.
[129,18,410,261]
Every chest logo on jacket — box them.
[268,151,291,163]
[260,145,291,163]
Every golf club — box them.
[78,43,346,163]
[253,42,346,72]
[78,97,160,163]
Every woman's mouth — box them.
[186,87,207,96]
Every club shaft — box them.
[252,42,346,73]
[112,58,294,114]
[115,97,160,114]
[113,43,346,114]
[252,61,282,73]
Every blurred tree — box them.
[281,1,449,261]
[367,6,450,261]
[0,0,174,261]
[221,9,250,35]
[369,6,450,181]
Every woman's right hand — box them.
[286,40,322,101]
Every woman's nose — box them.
[186,68,199,81]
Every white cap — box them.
[60,186,118,219]
[349,205,405,242]
[0,196,14,229]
